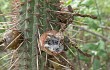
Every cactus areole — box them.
[39,30,64,55]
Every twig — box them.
[72,25,110,42]
[8,53,22,70]
[48,59,69,69]
[48,9,97,19]
[99,26,110,30]
[0,22,11,24]
[68,37,92,57]
[73,20,110,30]
[59,54,74,70]
[72,13,97,19]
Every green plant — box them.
[0,0,110,70]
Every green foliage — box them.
[93,59,101,70]
[63,0,110,70]
[0,0,10,35]
[0,0,110,70]
[0,0,11,21]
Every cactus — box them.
[0,0,103,70]
[7,0,67,70]
[0,0,99,70]
[0,0,98,70]
[0,0,77,69]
